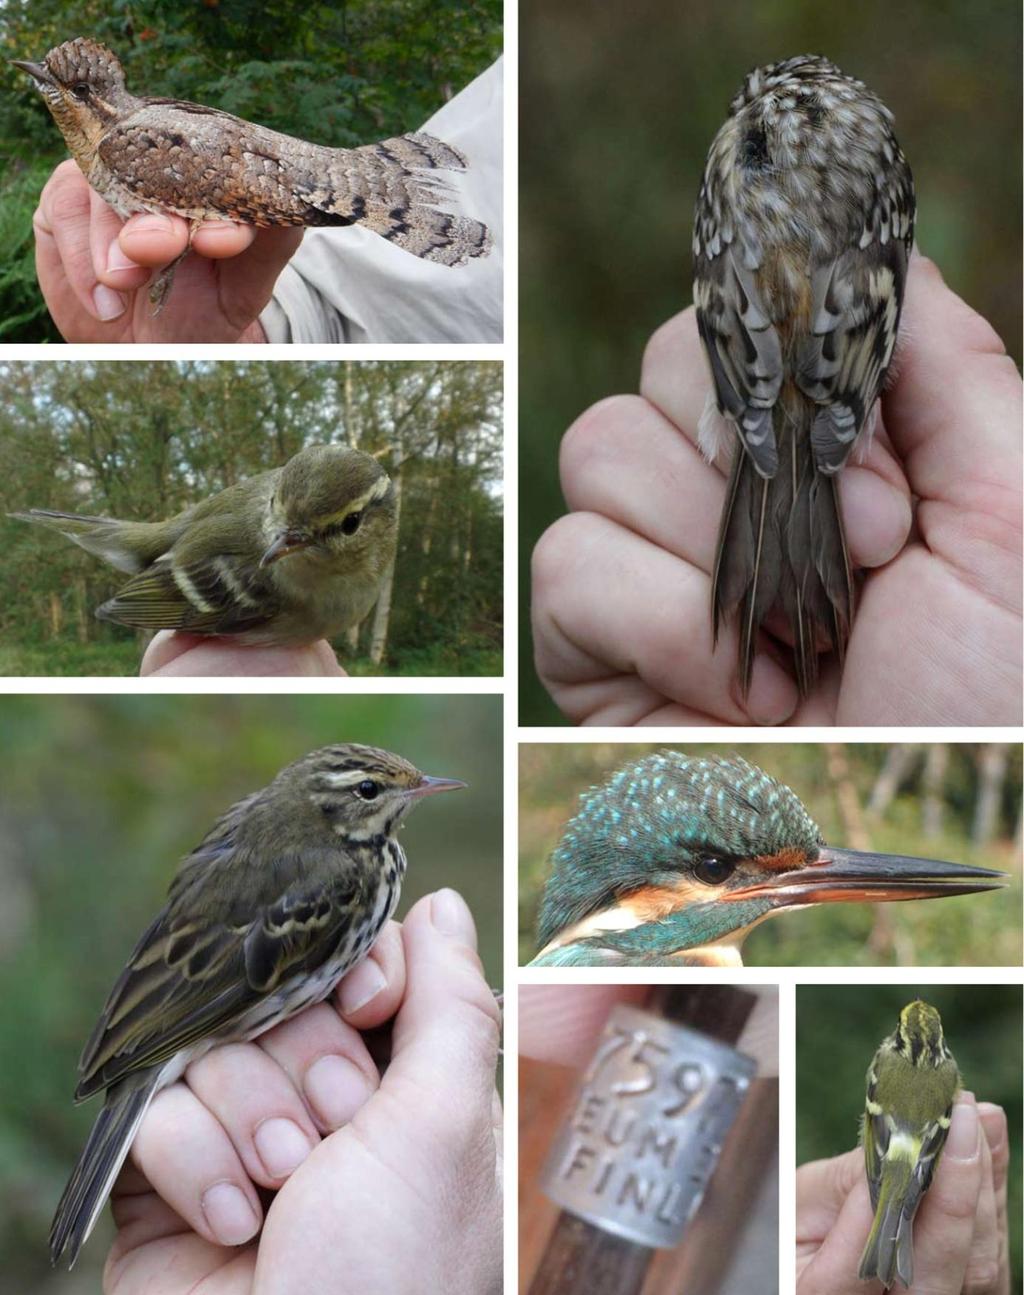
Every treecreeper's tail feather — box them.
[712,422,853,697]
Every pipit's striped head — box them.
[291,743,465,839]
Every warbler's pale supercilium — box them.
[49,743,464,1268]
[11,443,397,644]
[530,754,1004,966]
[694,57,914,693]
[858,1000,960,1290]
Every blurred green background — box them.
[0,0,502,341]
[797,984,1022,1286]
[519,0,1023,723]
[0,693,500,1292]
[0,360,503,677]
[519,743,1022,965]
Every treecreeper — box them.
[14,38,492,311]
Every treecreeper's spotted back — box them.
[693,55,914,695]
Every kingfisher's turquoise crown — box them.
[537,752,822,950]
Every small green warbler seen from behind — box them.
[859,1000,960,1289]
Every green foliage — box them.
[518,743,1023,965]
[0,359,504,675]
[0,694,502,1287]
[0,161,59,342]
[518,0,1023,723]
[797,984,1022,1285]
[0,0,501,339]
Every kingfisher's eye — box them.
[355,779,380,800]
[341,511,362,536]
[695,855,736,886]
[72,82,91,100]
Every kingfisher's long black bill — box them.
[728,846,1006,908]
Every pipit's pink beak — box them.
[408,775,467,799]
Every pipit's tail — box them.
[8,509,167,574]
[50,1075,157,1268]
[711,408,853,697]
[320,132,491,265]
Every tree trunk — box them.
[973,745,1008,847]
[49,592,62,639]
[368,469,402,665]
[75,576,89,643]
[921,745,949,840]
[866,744,919,823]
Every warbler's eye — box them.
[341,511,362,536]
[355,779,380,800]
[694,855,736,886]
[71,82,91,100]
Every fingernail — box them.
[106,240,139,273]
[201,1181,258,1246]
[946,1101,980,1160]
[92,284,126,320]
[253,1117,312,1180]
[431,887,475,943]
[304,1054,373,1129]
[338,958,386,1015]
[745,655,799,725]
[129,214,175,236]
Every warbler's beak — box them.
[725,846,1007,909]
[407,775,467,800]
[12,60,52,86]
[259,529,312,567]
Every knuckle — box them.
[961,1260,1000,1294]
[560,395,640,481]
[531,514,587,599]
[641,312,693,388]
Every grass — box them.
[0,638,502,678]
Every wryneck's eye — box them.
[694,855,737,885]
[71,82,91,100]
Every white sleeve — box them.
[260,56,503,344]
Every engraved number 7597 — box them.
[584,1026,707,1116]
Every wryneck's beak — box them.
[259,529,312,567]
[12,60,52,86]
[723,845,1006,910]
[407,775,467,801]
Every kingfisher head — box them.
[531,753,1005,966]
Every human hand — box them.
[796,1096,1010,1295]
[140,631,346,677]
[102,891,502,1295]
[34,161,302,342]
[532,256,1022,725]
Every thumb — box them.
[797,1149,877,1295]
[884,256,1021,583]
[385,891,501,1173]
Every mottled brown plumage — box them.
[15,38,491,308]
[693,56,914,694]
